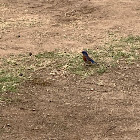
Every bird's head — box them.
[82,51,88,56]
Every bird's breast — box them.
[83,55,87,62]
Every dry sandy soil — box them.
[0,0,140,140]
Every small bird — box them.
[82,51,96,64]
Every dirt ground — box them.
[0,0,140,140]
[0,0,140,56]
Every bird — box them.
[82,51,96,65]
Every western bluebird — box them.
[82,51,96,64]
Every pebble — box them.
[90,88,94,91]
[50,72,55,76]
[29,52,32,56]
[97,80,104,86]
[6,124,11,127]
[19,73,23,76]
[65,103,70,105]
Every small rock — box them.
[20,107,25,110]
[90,88,94,91]
[17,35,20,38]
[137,64,140,67]
[29,52,32,56]
[97,80,104,86]
[65,103,70,105]
[112,83,116,87]
[32,109,36,111]
[19,73,23,76]
[50,69,59,76]
[50,72,55,76]
[6,124,11,127]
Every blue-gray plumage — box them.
[82,51,96,64]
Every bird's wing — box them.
[88,57,96,64]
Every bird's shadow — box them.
[83,63,99,69]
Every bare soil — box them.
[0,0,140,140]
